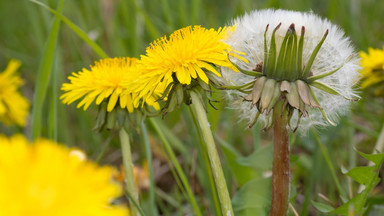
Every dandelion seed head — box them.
[221,9,360,132]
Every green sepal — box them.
[92,101,108,132]
[158,83,174,101]
[248,111,261,128]
[285,81,300,109]
[266,23,281,77]
[297,26,305,77]
[308,86,336,126]
[275,27,290,79]
[310,81,357,101]
[228,56,264,77]
[307,55,353,82]
[263,24,269,75]
[106,109,117,130]
[301,29,328,78]
[260,79,277,113]
[175,84,184,108]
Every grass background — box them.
[1,0,384,215]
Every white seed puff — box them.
[221,9,360,131]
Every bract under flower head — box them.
[221,9,360,131]
[360,47,384,95]
[0,134,128,216]
[0,60,29,126]
[61,57,160,113]
[132,25,244,114]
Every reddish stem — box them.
[270,102,290,216]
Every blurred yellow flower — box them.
[360,47,384,94]
[60,57,159,113]
[0,60,29,126]
[134,25,242,105]
[0,134,129,216]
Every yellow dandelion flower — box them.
[134,25,243,104]
[60,57,159,113]
[0,134,129,216]
[360,46,384,89]
[0,60,29,126]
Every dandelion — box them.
[360,46,384,95]
[0,60,29,126]
[222,9,360,130]
[60,57,150,216]
[61,57,160,113]
[220,9,360,216]
[0,134,128,216]
[133,25,243,114]
[131,25,245,216]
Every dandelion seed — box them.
[0,134,128,216]
[221,9,360,131]
[0,60,29,126]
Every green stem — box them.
[148,118,202,216]
[270,100,290,216]
[311,129,346,198]
[141,121,158,216]
[119,128,140,216]
[189,90,234,216]
[189,106,222,216]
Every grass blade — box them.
[31,0,63,140]
[29,0,108,59]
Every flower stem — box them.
[119,128,140,216]
[140,121,158,216]
[188,106,222,216]
[189,90,234,216]
[148,118,203,216]
[270,100,290,216]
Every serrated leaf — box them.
[331,193,365,215]
[357,150,384,166]
[346,166,376,186]
[312,201,334,213]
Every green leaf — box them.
[331,193,366,215]
[30,0,108,59]
[331,149,384,215]
[31,0,63,140]
[216,135,259,186]
[346,166,376,186]
[232,178,271,215]
[236,143,273,170]
[311,201,334,213]
[357,150,384,166]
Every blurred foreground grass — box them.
[1,0,384,215]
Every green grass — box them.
[1,0,384,215]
